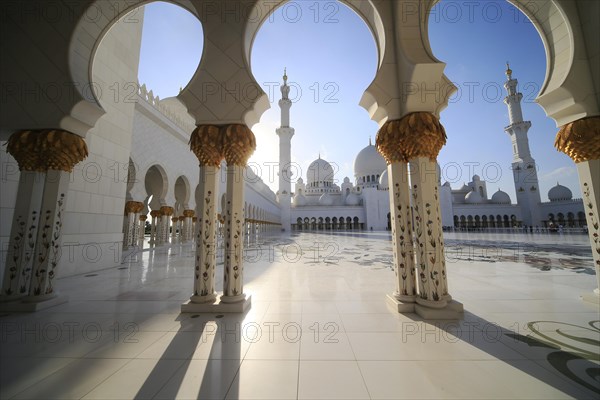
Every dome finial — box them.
[505,61,512,78]
[369,136,372,146]
[283,67,287,84]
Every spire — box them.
[505,61,512,79]
[369,136,372,146]
[280,68,290,101]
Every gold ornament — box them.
[150,210,162,218]
[189,125,223,167]
[555,116,600,163]
[222,124,256,166]
[376,112,446,163]
[6,129,88,172]
[160,206,174,216]
[183,209,195,217]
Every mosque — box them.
[279,68,585,232]
[0,0,598,314]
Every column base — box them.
[415,300,464,320]
[181,294,251,313]
[0,294,69,312]
[581,288,600,305]
[189,293,218,304]
[386,294,416,312]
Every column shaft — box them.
[409,157,448,308]
[222,164,246,302]
[577,160,600,295]
[387,162,416,302]
[27,171,71,299]
[1,171,45,298]
[191,165,219,302]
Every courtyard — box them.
[1,231,598,399]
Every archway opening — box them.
[248,1,379,193]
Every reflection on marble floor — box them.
[1,232,598,399]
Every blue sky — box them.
[137,0,580,201]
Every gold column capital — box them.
[376,112,446,163]
[182,209,195,217]
[555,116,600,163]
[7,129,88,172]
[171,217,179,223]
[190,125,223,167]
[139,215,148,221]
[160,206,174,216]
[124,201,144,215]
[222,124,256,166]
[150,210,162,218]
[192,217,198,222]
[178,216,185,221]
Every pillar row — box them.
[123,201,144,249]
[2,129,88,306]
[555,116,600,302]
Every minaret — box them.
[503,63,542,226]
[276,68,294,232]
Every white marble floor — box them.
[1,231,599,399]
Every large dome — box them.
[354,141,386,179]
[465,190,483,204]
[491,189,511,204]
[548,183,572,201]
[307,157,334,184]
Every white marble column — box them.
[222,164,246,302]
[376,113,462,319]
[1,171,45,300]
[149,210,160,244]
[409,157,449,307]
[1,129,88,311]
[191,164,220,303]
[25,170,71,301]
[578,159,600,302]
[171,217,179,242]
[555,117,600,303]
[386,162,416,309]
[138,215,147,247]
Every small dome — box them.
[379,169,389,190]
[345,192,360,206]
[343,177,350,184]
[465,190,483,204]
[293,193,306,207]
[319,192,334,206]
[443,181,451,187]
[472,174,481,181]
[307,157,334,184]
[459,183,470,192]
[548,183,572,201]
[297,177,304,184]
[353,141,387,179]
[491,189,511,204]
